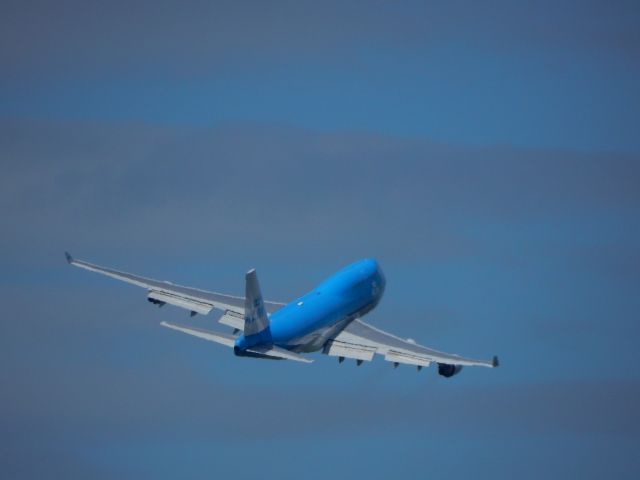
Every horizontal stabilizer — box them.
[160,321,236,347]
[161,322,312,363]
[247,345,313,363]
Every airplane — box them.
[65,253,498,377]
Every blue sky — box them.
[1,1,639,478]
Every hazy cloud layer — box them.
[2,118,639,478]
[2,1,639,75]
[2,2,639,151]
[2,281,639,479]
[2,1,639,478]
[3,120,638,261]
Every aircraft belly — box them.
[269,285,380,353]
[274,303,373,353]
[283,317,352,353]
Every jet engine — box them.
[437,363,463,378]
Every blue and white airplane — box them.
[66,253,498,377]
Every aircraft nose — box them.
[376,264,386,289]
[359,258,379,276]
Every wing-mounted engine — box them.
[437,363,464,378]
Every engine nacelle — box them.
[437,363,463,378]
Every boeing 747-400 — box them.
[66,253,498,377]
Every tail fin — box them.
[244,269,270,337]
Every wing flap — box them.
[218,310,245,330]
[148,290,213,315]
[322,340,376,362]
[384,350,431,367]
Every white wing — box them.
[326,319,498,369]
[65,252,284,316]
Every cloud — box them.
[2,120,638,266]
[2,1,638,80]
[4,338,639,441]
[2,3,640,477]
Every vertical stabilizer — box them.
[244,269,270,338]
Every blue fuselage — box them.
[235,259,385,353]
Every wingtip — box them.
[492,355,500,368]
[64,251,73,264]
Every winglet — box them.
[492,355,500,368]
[64,251,74,264]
